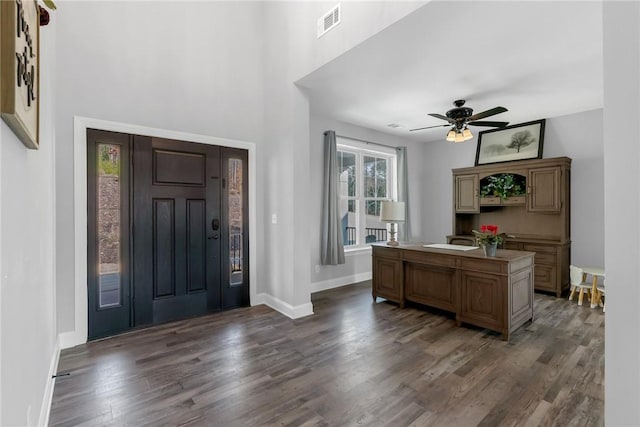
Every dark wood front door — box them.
[132,135,223,325]
[87,130,249,339]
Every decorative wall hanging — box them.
[1,0,40,149]
[475,119,546,166]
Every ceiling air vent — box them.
[317,4,340,38]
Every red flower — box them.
[473,225,504,246]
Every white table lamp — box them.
[380,201,405,246]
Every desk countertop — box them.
[372,242,535,262]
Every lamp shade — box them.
[380,201,405,223]
[446,130,456,142]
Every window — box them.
[227,157,244,286]
[96,143,122,308]
[337,137,397,248]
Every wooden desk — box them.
[581,266,605,308]
[372,243,535,340]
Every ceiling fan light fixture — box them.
[415,100,509,142]
[446,129,456,142]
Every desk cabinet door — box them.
[533,264,556,292]
[373,256,403,304]
[405,263,456,312]
[459,270,505,332]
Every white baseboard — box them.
[311,272,372,294]
[58,330,85,350]
[38,341,60,427]
[253,293,314,319]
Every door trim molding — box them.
[66,116,258,348]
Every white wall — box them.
[603,2,640,423]
[54,1,266,333]
[1,19,58,426]
[419,109,605,267]
[420,133,478,243]
[545,109,604,267]
[274,1,427,83]
[4,0,636,424]
[41,0,640,424]
[259,0,427,311]
[54,0,427,333]
[308,110,424,291]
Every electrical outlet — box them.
[271,214,277,224]
[315,264,321,273]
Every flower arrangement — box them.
[472,224,503,246]
[479,174,525,200]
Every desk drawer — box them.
[534,252,556,265]
[372,246,401,259]
[403,251,456,268]
[523,243,557,254]
[503,242,523,251]
[459,258,504,274]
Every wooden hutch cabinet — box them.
[449,157,571,296]
[455,174,480,213]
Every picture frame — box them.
[0,0,40,149]
[474,119,545,166]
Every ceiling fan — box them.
[410,100,509,142]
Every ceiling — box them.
[297,1,604,143]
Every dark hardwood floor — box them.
[49,282,604,426]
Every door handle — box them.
[208,234,219,240]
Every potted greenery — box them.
[479,173,525,202]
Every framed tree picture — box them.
[0,0,40,149]
[474,119,545,166]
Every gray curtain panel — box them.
[397,146,411,241]
[321,131,346,265]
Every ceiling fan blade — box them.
[409,124,450,132]
[467,121,510,128]
[428,113,451,122]
[468,106,508,121]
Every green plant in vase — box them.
[479,174,525,200]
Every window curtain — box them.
[397,146,411,241]
[321,131,346,265]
